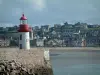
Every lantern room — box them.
[20,14,28,24]
[18,14,31,32]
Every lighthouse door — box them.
[20,44,22,49]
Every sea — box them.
[50,50,100,75]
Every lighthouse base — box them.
[19,32,30,50]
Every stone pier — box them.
[0,48,53,75]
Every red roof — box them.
[18,24,31,32]
[20,14,27,20]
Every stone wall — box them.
[0,48,53,75]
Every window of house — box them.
[20,34,22,40]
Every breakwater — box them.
[0,48,53,75]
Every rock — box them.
[0,60,53,75]
[0,65,5,71]
[10,71,17,75]
[28,69,35,74]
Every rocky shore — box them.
[0,48,53,75]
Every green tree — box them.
[75,22,81,25]
[64,22,68,25]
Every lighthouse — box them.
[18,14,31,50]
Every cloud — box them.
[11,8,23,17]
[30,0,46,11]
[0,0,100,25]
[22,0,46,11]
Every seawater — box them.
[50,51,100,75]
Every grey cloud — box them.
[0,0,100,26]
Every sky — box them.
[0,0,100,26]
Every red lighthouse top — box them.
[18,14,31,32]
[20,14,27,20]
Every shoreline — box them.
[0,47,100,51]
[49,47,100,50]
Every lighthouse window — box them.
[20,34,22,40]
[21,20,27,24]
[22,20,25,24]
[20,44,22,49]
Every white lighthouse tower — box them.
[18,14,31,50]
